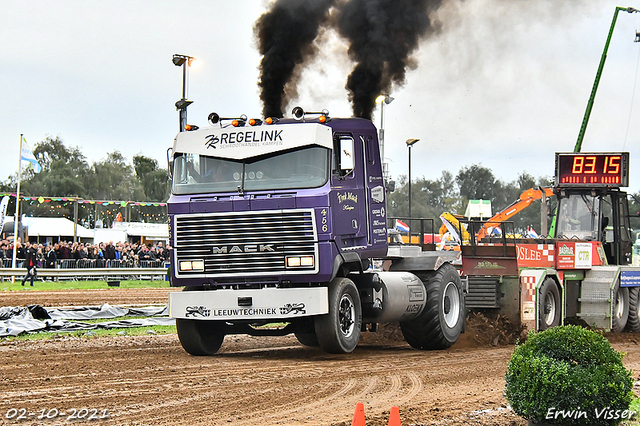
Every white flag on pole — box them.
[21,137,41,173]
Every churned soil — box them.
[1,288,639,426]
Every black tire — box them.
[611,282,629,333]
[626,287,640,332]
[400,263,464,350]
[176,318,226,355]
[175,286,225,356]
[538,278,561,331]
[294,331,320,347]
[314,277,362,354]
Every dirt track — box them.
[1,288,640,426]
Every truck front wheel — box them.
[400,263,464,350]
[176,319,226,356]
[294,331,320,347]
[294,319,319,347]
[315,277,362,354]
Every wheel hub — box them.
[443,282,460,328]
[543,292,556,325]
[338,294,355,337]
[615,289,625,319]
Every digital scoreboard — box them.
[555,152,629,187]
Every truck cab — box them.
[168,113,387,288]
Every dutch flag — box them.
[395,219,410,232]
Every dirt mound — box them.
[358,311,525,349]
[452,311,525,349]
[358,322,407,346]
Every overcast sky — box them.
[2,0,640,196]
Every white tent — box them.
[20,217,94,241]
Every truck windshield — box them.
[172,146,330,195]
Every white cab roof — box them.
[173,122,333,160]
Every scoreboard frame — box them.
[555,152,629,187]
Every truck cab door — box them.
[613,192,633,265]
[331,134,367,250]
[601,192,633,265]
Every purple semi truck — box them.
[167,108,465,355]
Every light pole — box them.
[173,54,201,132]
[375,94,394,181]
[406,138,419,218]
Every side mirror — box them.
[340,137,355,172]
[166,147,174,179]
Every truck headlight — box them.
[286,256,314,268]
[179,260,204,271]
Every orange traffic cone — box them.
[351,402,366,426]
[388,406,401,426]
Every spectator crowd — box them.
[0,239,169,269]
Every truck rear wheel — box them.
[626,287,640,332]
[538,278,561,330]
[400,263,464,350]
[314,277,361,354]
[176,319,226,356]
[612,282,629,333]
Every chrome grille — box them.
[174,209,317,277]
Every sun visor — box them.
[173,122,333,160]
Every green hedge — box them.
[504,325,634,425]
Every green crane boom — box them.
[574,6,638,153]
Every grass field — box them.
[5,324,177,341]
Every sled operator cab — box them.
[554,152,633,266]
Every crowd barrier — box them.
[0,258,169,282]
[1,258,165,269]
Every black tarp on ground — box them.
[0,304,173,337]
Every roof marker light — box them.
[232,114,248,127]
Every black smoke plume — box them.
[255,0,336,118]
[336,0,444,120]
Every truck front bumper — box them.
[169,287,329,321]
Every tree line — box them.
[1,136,169,202]
[0,136,169,227]
[387,165,640,235]
[2,136,638,234]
